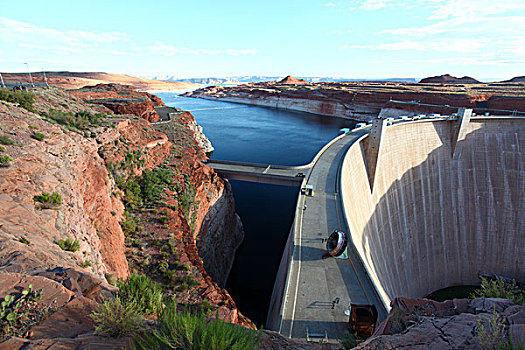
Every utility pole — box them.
[24,62,35,87]
[0,73,5,88]
[42,68,49,87]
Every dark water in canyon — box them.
[157,93,357,325]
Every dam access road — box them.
[272,129,388,340]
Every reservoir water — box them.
[157,93,357,326]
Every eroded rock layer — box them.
[184,79,525,120]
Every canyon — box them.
[183,75,525,121]
[0,85,253,347]
[1,80,524,349]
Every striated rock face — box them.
[183,80,525,121]
[196,178,243,287]
[178,111,214,154]
[0,102,125,278]
[357,297,525,349]
[70,83,165,122]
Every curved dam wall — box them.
[341,118,525,307]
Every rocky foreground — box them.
[184,75,525,121]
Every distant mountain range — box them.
[150,75,419,85]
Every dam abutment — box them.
[340,117,525,307]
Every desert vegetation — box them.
[33,191,62,209]
[40,109,108,133]
[0,88,35,111]
[0,284,51,340]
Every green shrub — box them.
[121,210,139,234]
[199,299,216,316]
[33,191,62,209]
[0,88,35,111]
[57,238,80,252]
[117,274,163,316]
[18,237,30,245]
[0,146,5,152]
[0,155,13,167]
[28,124,39,130]
[0,135,14,146]
[79,260,92,268]
[340,331,360,349]
[1,284,44,339]
[139,167,174,203]
[134,301,260,350]
[90,296,144,338]
[472,277,525,305]
[42,109,107,133]
[158,216,170,224]
[31,132,45,141]
[124,181,143,209]
[475,308,507,350]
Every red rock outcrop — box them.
[279,75,309,85]
[356,297,525,349]
[70,83,164,122]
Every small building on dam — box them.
[340,113,524,307]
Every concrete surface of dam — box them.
[341,115,525,307]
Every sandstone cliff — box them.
[70,83,164,122]
[0,86,251,347]
[183,79,525,121]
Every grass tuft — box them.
[134,300,260,350]
[117,274,163,316]
[57,238,80,252]
[90,296,144,338]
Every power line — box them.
[24,62,35,87]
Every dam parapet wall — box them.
[340,116,525,307]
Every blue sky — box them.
[0,0,523,80]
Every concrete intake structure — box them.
[340,116,525,307]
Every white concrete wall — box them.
[341,118,525,307]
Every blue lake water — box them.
[157,93,357,325]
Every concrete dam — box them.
[340,115,525,307]
[264,112,524,340]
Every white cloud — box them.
[0,17,258,59]
[0,17,131,46]
[380,38,488,52]
[346,38,489,52]
[327,29,353,35]
[145,41,257,56]
[427,0,525,20]
[359,0,392,10]
[325,2,336,6]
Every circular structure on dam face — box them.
[341,116,524,307]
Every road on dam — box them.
[209,128,389,340]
